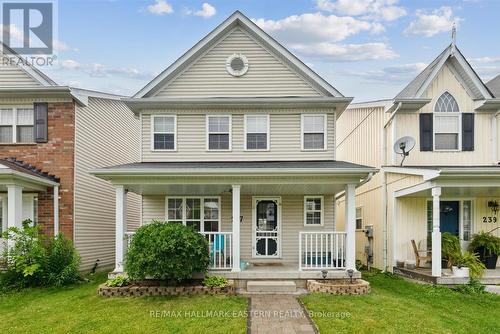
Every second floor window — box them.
[0,108,34,144]
[207,115,231,150]
[434,92,460,150]
[153,115,176,150]
[302,114,326,150]
[245,115,269,150]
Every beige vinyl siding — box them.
[0,59,42,87]
[142,194,335,264]
[395,63,494,166]
[154,27,321,98]
[74,97,141,271]
[336,172,424,270]
[336,106,386,167]
[142,109,335,161]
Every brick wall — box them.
[0,102,75,238]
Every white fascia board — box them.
[414,48,451,98]
[0,169,59,187]
[382,166,440,181]
[453,50,493,99]
[394,181,434,198]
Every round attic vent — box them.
[226,53,249,77]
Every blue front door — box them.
[440,201,459,236]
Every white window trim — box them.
[151,115,177,151]
[0,106,35,144]
[425,198,475,244]
[244,114,270,151]
[433,112,462,152]
[301,114,327,151]
[303,196,324,226]
[206,115,232,151]
[164,196,221,233]
[356,206,363,231]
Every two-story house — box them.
[92,11,376,284]
[336,41,500,284]
[0,44,140,271]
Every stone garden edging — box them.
[307,279,371,295]
[98,280,235,297]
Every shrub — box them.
[1,220,46,288]
[44,234,81,286]
[455,278,486,294]
[0,220,81,290]
[106,275,130,287]
[203,276,229,288]
[125,221,210,282]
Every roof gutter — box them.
[0,86,88,106]
[123,97,353,114]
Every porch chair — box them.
[411,239,432,269]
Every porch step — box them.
[246,280,297,293]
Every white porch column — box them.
[114,185,127,273]
[345,183,356,270]
[231,185,241,272]
[7,185,23,249]
[53,186,59,235]
[431,187,442,277]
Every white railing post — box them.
[231,185,241,272]
[299,232,303,271]
[432,187,442,277]
[345,183,356,270]
[53,186,59,236]
[114,185,127,273]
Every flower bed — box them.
[307,279,370,295]
[98,280,235,297]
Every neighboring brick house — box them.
[0,50,140,271]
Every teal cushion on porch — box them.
[212,235,225,252]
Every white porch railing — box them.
[299,231,347,270]
[124,231,232,271]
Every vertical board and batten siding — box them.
[153,27,321,98]
[74,97,141,270]
[336,105,386,168]
[336,173,424,270]
[142,195,335,264]
[0,59,42,87]
[142,110,335,161]
[396,63,494,166]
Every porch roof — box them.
[0,158,59,191]
[92,160,376,196]
[391,165,500,198]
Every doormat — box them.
[252,263,283,267]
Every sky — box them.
[18,0,500,101]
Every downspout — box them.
[381,102,402,272]
[493,110,500,164]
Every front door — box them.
[253,198,280,258]
[440,201,460,236]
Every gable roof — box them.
[134,11,344,98]
[395,44,493,100]
[0,42,57,86]
[486,74,500,98]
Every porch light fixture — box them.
[488,201,499,215]
[321,270,328,279]
[346,269,354,284]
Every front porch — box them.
[92,161,376,278]
[393,167,500,278]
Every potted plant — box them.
[469,232,500,269]
[441,232,460,269]
[451,251,485,278]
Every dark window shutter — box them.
[34,102,48,143]
[462,113,474,151]
[419,113,433,151]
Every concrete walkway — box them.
[249,295,317,334]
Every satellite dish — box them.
[393,136,416,166]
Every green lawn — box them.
[301,271,500,334]
[0,273,247,334]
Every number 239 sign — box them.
[482,216,498,223]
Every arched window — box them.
[433,92,460,150]
[434,92,460,112]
